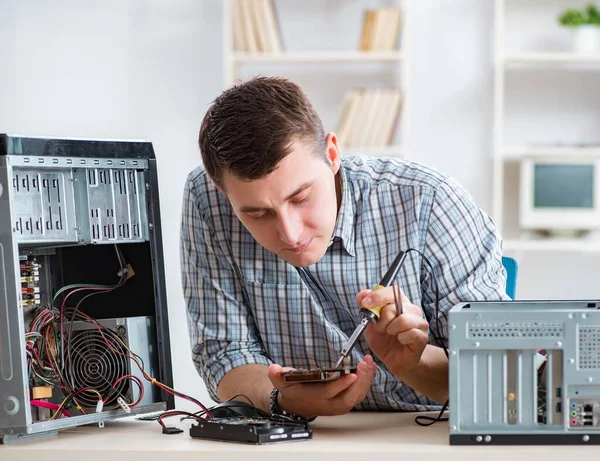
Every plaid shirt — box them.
[181,155,509,411]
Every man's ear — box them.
[325,132,341,174]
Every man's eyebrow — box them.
[238,181,315,213]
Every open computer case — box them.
[0,134,174,443]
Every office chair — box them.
[501,256,518,299]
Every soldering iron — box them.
[334,250,408,368]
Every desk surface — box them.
[1,412,597,461]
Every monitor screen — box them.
[534,164,595,209]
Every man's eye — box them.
[249,212,268,221]
[292,195,309,205]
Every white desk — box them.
[0,412,596,460]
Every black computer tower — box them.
[0,134,174,443]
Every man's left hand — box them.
[356,287,429,377]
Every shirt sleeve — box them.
[421,178,510,348]
[180,176,272,401]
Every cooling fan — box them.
[64,317,152,411]
[64,326,131,409]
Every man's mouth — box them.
[288,238,313,253]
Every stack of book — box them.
[336,89,403,149]
[233,0,282,53]
[359,8,403,52]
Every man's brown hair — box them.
[199,76,327,188]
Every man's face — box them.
[221,134,341,267]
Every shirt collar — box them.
[330,161,356,256]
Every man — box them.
[181,76,509,420]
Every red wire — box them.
[30,400,72,417]
[59,286,111,357]
[112,374,145,407]
[157,410,208,429]
[35,305,211,419]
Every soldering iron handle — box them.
[360,251,407,321]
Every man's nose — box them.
[277,211,302,246]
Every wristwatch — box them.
[269,388,315,421]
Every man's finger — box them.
[373,303,398,333]
[396,329,429,349]
[361,285,411,309]
[268,364,290,389]
[330,355,376,409]
[359,287,390,308]
[287,373,357,400]
[402,302,422,318]
[385,314,429,337]
[356,289,372,306]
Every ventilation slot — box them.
[11,169,76,243]
[469,322,564,339]
[578,326,600,369]
[86,168,147,243]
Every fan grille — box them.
[67,329,129,408]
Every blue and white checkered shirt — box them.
[181,155,509,411]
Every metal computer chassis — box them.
[449,300,600,445]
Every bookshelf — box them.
[504,51,600,64]
[222,0,410,159]
[493,0,600,254]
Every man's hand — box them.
[267,355,376,418]
[356,287,429,377]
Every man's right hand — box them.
[267,355,376,418]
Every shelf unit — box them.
[504,51,600,64]
[493,0,600,253]
[230,51,405,64]
[222,0,411,159]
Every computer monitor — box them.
[519,157,600,236]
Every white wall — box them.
[1,0,599,410]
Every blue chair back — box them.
[502,256,518,299]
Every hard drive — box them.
[189,417,312,444]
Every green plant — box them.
[558,4,600,27]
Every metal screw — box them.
[484,435,492,442]
[451,425,457,431]
[569,358,575,364]
[148,223,153,229]
[451,325,456,330]
[569,313,574,319]
[588,377,594,383]
[474,342,480,348]
[8,429,13,434]
[583,435,590,442]
[582,313,587,319]
[475,435,482,442]
[556,341,562,347]
[451,350,457,356]
[146,183,150,190]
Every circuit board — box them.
[282,366,358,383]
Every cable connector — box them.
[117,397,131,413]
[117,264,135,280]
[96,400,104,413]
[162,426,183,435]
